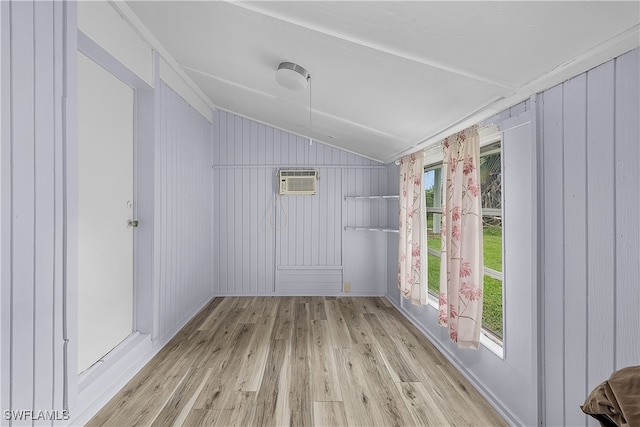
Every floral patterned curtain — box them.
[398,151,427,306]
[439,126,483,349]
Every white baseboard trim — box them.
[384,294,522,427]
[213,291,386,297]
[69,335,156,426]
[67,295,217,426]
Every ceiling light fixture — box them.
[276,62,310,91]
[276,61,314,145]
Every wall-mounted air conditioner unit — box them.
[278,169,318,195]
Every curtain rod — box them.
[394,123,497,165]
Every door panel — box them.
[77,52,134,373]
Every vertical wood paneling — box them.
[51,1,67,410]
[297,135,306,164]
[215,169,226,293]
[157,82,212,337]
[344,168,391,230]
[614,49,640,369]
[345,169,355,228]
[159,83,167,328]
[11,0,37,409]
[263,169,275,292]
[33,1,56,415]
[257,123,265,165]
[226,113,234,165]
[243,166,251,292]
[539,49,639,426]
[364,169,371,226]
[211,111,382,294]
[332,146,340,164]
[212,98,219,288]
[330,169,341,266]
[226,163,235,291]
[219,170,229,292]
[308,140,317,164]
[249,121,258,165]
[255,169,264,292]
[342,167,392,296]
[562,73,589,427]
[218,110,227,166]
[213,166,277,293]
[1,0,71,416]
[0,15,8,415]
[295,196,304,265]
[212,108,220,167]
[172,86,180,323]
[321,145,330,163]
[586,61,616,392]
[250,168,258,292]
[385,163,400,302]
[265,126,274,165]
[541,85,565,425]
[275,174,344,269]
[318,169,329,266]
[303,195,312,265]
[242,118,250,171]
[501,115,537,426]
[168,85,177,328]
[162,83,171,331]
[234,116,242,169]
[280,194,290,266]
[340,150,348,165]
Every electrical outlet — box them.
[344,282,351,293]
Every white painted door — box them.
[77,52,135,373]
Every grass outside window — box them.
[425,222,503,338]
[425,148,503,339]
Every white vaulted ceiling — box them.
[127,1,639,163]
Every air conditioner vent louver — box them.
[278,169,318,195]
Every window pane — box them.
[424,157,504,341]
[426,211,441,248]
[426,210,442,297]
[427,253,440,296]
[480,150,503,339]
[483,275,503,338]
[483,222,502,272]
[480,152,501,210]
[424,167,442,209]
[425,166,443,298]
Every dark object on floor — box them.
[581,366,640,427]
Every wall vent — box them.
[278,169,318,195]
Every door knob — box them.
[127,219,139,228]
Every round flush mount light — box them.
[276,62,310,91]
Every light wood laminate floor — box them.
[88,297,507,426]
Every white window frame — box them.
[423,136,505,357]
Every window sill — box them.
[426,293,504,359]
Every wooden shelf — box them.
[344,195,399,201]
[344,194,400,233]
[344,226,399,233]
[344,195,399,233]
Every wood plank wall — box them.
[385,52,639,423]
[157,82,213,338]
[0,0,71,417]
[385,163,401,304]
[211,111,389,295]
[540,48,639,426]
